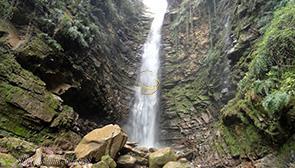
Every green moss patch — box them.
[0,52,63,144]
[17,34,53,59]
[0,153,18,168]
[219,123,270,158]
[164,74,211,115]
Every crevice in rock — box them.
[60,84,107,123]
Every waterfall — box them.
[128,0,168,147]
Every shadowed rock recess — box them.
[0,0,295,167]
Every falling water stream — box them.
[128,0,168,147]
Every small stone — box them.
[201,113,210,124]
[117,155,137,168]
[135,146,149,153]
[163,161,191,168]
[122,145,146,157]
[179,158,189,163]
[33,148,43,167]
[221,88,229,94]
[0,147,8,153]
[177,150,196,161]
[148,148,157,153]
[126,141,137,147]
[134,155,148,165]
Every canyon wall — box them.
[161,0,295,167]
[1,0,294,167]
[0,0,146,147]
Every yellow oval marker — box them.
[138,70,160,95]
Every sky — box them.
[142,0,168,14]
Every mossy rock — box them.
[0,136,37,159]
[16,34,56,59]
[0,82,58,123]
[50,105,77,128]
[0,53,46,93]
[0,52,63,144]
[164,77,210,114]
[0,112,36,139]
[0,153,18,168]
[149,147,177,168]
[92,161,109,168]
[101,155,116,168]
[220,124,270,158]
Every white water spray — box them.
[128,0,167,147]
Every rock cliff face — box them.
[161,0,210,146]
[161,0,295,167]
[0,0,146,146]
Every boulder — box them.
[163,161,191,168]
[149,147,177,168]
[75,124,128,161]
[117,154,137,168]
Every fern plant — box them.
[262,91,290,115]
